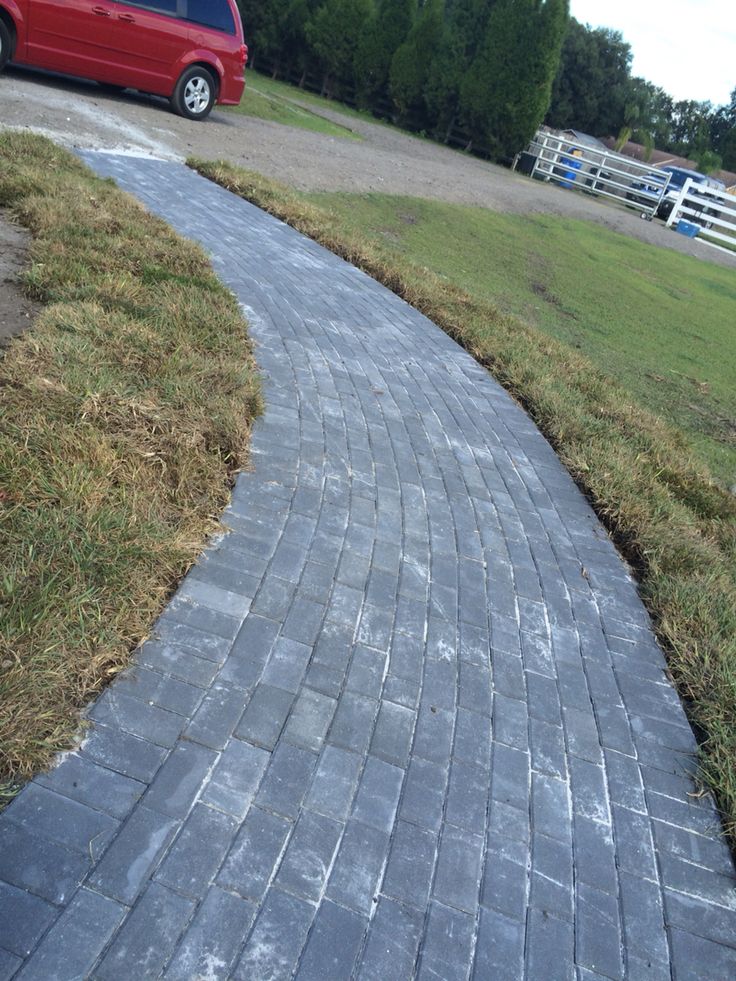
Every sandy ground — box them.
[1,64,734,269]
[0,212,38,348]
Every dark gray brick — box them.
[454,707,492,771]
[296,899,367,981]
[382,821,437,910]
[261,636,313,692]
[283,687,337,751]
[492,694,529,751]
[352,755,405,833]
[282,595,326,646]
[657,849,736,907]
[154,803,238,898]
[80,721,167,784]
[5,783,118,859]
[163,887,256,980]
[422,657,457,712]
[184,682,248,749]
[236,683,294,749]
[304,745,362,821]
[413,703,454,765]
[230,613,280,664]
[491,741,529,812]
[525,908,574,981]
[668,929,736,981]
[143,741,218,819]
[276,810,342,902]
[399,756,448,833]
[89,806,180,905]
[95,881,195,981]
[357,603,394,651]
[611,805,657,880]
[446,759,489,835]
[161,603,241,644]
[136,641,219,688]
[370,700,415,767]
[458,658,492,716]
[255,742,318,819]
[0,821,89,905]
[664,887,736,949]
[0,881,57,958]
[251,575,298,620]
[217,806,291,902]
[530,832,573,920]
[482,847,528,921]
[652,819,733,872]
[573,814,617,896]
[532,772,571,843]
[433,825,484,913]
[563,705,603,763]
[112,665,205,717]
[36,753,144,821]
[417,902,475,981]
[326,819,389,914]
[233,888,314,980]
[356,897,424,981]
[0,949,20,981]
[346,645,387,698]
[15,887,126,981]
[575,881,624,980]
[569,756,611,824]
[328,691,379,755]
[89,688,186,748]
[201,739,269,819]
[619,871,669,965]
[530,716,567,780]
[473,907,525,981]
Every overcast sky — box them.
[569,0,735,107]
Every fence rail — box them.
[518,131,673,219]
[665,178,736,252]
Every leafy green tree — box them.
[547,18,631,136]
[307,0,374,96]
[462,0,569,158]
[389,0,445,125]
[711,87,736,170]
[354,0,416,110]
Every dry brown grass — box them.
[0,134,261,798]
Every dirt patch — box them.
[0,211,38,349]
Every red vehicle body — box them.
[0,0,247,119]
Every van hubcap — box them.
[184,77,210,114]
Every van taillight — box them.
[239,45,248,66]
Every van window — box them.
[120,0,179,14]
[186,0,236,34]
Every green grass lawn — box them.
[225,71,362,140]
[305,193,736,489]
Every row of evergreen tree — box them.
[237,0,569,160]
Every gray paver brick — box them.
[526,907,574,981]
[304,745,362,821]
[0,949,21,981]
[0,882,57,958]
[217,806,291,902]
[433,825,484,914]
[473,907,525,981]
[36,753,144,821]
[356,897,424,981]
[142,740,218,819]
[154,803,239,899]
[275,810,342,902]
[417,902,475,981]
[382,821,437,910]
[236,683,294,749]
[370,700,415,767]
[15,888,126,981]
[232,887,315,980]
[0,821,89,905]
[80,721,167,784]
[201,739,269,819]
[283,687,337,752]
[163,887,256,980]
[89,805,180,905]
[5,783,118,859]
[183,682,249,749]
[255,742,318,820]
[94,881,195,981]
[326,819,389,914]
[296,899,367,981]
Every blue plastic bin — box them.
[676,220,699,238]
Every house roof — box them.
[601,137,736,190]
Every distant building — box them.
[601,137,736,193]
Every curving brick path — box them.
[1,154,734,980]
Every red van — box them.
[0,0,247,119]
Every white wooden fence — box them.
[517,130,673,218]
[665,178,736,253]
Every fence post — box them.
[666,178,693,227]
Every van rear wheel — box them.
[172,66,216,120]
[0,20,13,71]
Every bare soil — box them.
[0,211,38,348]
[1,64,734,269]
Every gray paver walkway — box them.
[1,154,734,980]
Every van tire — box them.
[0,19,13,72]
[172,66,217,120]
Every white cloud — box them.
[569,0,735,105]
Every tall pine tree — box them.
[461,0,568,158]
[354,0,416,111]
[390,0,445,125]
[307,0,374,97]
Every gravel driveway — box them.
[2,65,734,269]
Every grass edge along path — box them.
[0,134,261,800]
[190,158,736,846]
